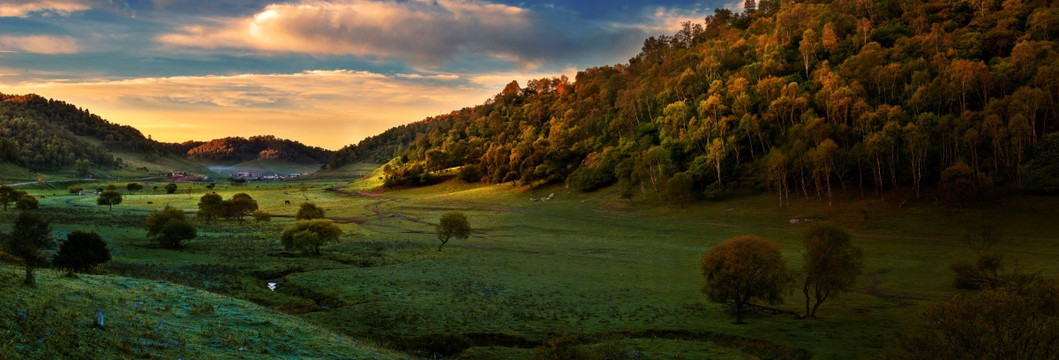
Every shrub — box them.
[164,183,178,194]
[295,202,325,220]
[67,186,83,194]
[280,219,342,255]
[145,206,196,248]
[15,194,38,211]
[252,210,272,222]
[52,230,111,273]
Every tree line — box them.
[330,0,1059,201]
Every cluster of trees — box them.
[0,185,38,211]
[330,0,1059,202]
[1,201,111,286]
[173,135,332,164]
[196,192,260,224]
[701,223,862,323]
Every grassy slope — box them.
[0,265,404,359]
[5,164,1056,359]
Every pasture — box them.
[3,169,1057,359]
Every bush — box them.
[252,210,272,222]
[145,206,196,248]
[280,219,342,255]
[15,194,38,211]
[126,183,143,191]
[164,183,178,194]
[295,202,325,220]
[67,186,82,194]
[52,230,111,273]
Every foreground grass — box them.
[0,265,404,359]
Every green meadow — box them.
[2,167,1057,359]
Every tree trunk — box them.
[24,264,34,286]
[437,238,448,252]
[734,301,745,324]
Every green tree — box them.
[145,206,196,248]
[75,159,90,177]
[15,194,38,211]
[801,223,863,318]
[296,202,326,220]
[226,193,258,223]
[701,235,792,324]
[67,186,83,194]
[164,183,178,194]
[196,193,223,224]
[5,211,54,286]
[436,211,470,251]
[126,182,144,192]
[52,230,111,273]
[280,219,343,255]
[96,190,122,211]
[0,185,24,211]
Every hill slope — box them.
[0,265,404,359]
[330,0,1059,197]
[170,136,331,165]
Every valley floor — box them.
[2,172,1057,359]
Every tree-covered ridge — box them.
[180,135,332,164]
[331,0,1059,198]
[0,93,169,170]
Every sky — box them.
[0,0,741,150]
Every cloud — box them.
[0,69,504,149]
[0,0,90,17]
[0,35,80,54]
[156,0,647,68]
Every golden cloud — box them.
[0,35,81,54]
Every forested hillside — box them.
[0,94,161,169]
[174,136,332,164]
[330,0,1059,200]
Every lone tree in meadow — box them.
[164,183,178,194]
[801,223,863,318]
[435,211,470,251]
[0,185,25,211]
[280,219,342,255]
[5,211,54,286]
[225,192,258,223]
[145,206,196,248]
[196,193,223,224]
[701,235,792,324]
[127,182,143,192]
[296,202,326,220]
[97,190,122,211]
[52,230,111,273]
[15,194,38,211]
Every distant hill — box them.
[330,0,1059,196]
[170,136,331,165]
[0,93,162,170]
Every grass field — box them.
[1,164,1056,359]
